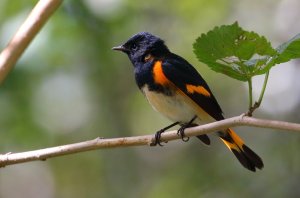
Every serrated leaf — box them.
[193,22,277,81]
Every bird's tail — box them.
[219,128,264,172]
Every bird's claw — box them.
[150,129,166,146]
[177,127,190,142]
[150,122,180,146]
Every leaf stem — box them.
[247,77,253,111]
[246,70,270,116]
[257,70,270,105]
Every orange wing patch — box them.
[186,84,211,97]
[153,61,170,85]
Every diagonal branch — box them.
[0,0,62,84]
[1,115,300,168]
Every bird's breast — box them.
[141,85,199,123]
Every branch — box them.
[0,0,62,84]
[1,115,300,168]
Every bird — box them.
[112,32,263,172]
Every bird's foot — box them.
[150,121,180,146]
[150,129,165,146]
[177,115,197,142]
[177,126,190,142]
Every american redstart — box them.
[113,32,263,172]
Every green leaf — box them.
[254,33,300,75]
[274,33,300,64]
[193,22,277,81]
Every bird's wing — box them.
[161,53,224,121]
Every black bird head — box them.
[112,32,170,65]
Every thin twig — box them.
[1,115,300,168]
[0,0,62,84]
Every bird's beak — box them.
[112,45,129,52]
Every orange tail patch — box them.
[220,128,264,172]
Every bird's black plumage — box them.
[161,53,224,121]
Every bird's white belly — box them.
[142,86,214,124]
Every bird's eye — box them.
[131,44,138,50]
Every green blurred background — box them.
[1,0,300,197]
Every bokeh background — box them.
[1,0,300,197]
